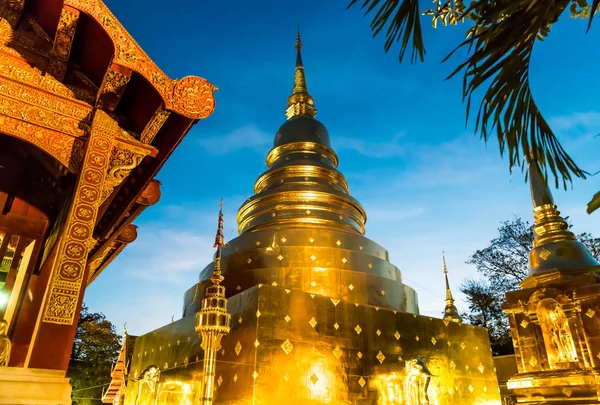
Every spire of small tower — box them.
[196,200,231,405]
[212,198,225,282]
[442,252,462,324]
[286,27,317,120]
[526,155,600,278]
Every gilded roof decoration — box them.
[64,0,217,120]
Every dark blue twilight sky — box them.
[85,0,600,333]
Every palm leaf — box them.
[587,0,600,31]
[588,191,600,214]
[443,0,587,188]
[350,0,591,197]
[347,0,426,63]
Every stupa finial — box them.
[525,154,600,277]
[286,27,317,119]
[211,198,225,284]
[442,252,462,324]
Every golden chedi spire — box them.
[526,157,600,280]
[441,252,462,323]
[195,200,231,405]
[197,32,418,314]
[286,27,317,120]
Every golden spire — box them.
[526,156,600,279]
[286,27,317,120]
[442,252,462,324]
[211,198,225,283]
[195,200,231,405]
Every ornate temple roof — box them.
[0,0,216,283]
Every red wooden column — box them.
[26,110,118,370]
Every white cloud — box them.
[333,132,407,158]
[197,124,271,155]
[123,228,213,284]
[550,111,600,132]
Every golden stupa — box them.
[503,159,600,404]
[122,33,502,405]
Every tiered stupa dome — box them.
[191,31,418,314]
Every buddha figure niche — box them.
[404,357,433,405]
[537,300,578,367]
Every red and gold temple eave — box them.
[0,0,217,284]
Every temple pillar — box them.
[0,110,119,405]
[26,110,118,370]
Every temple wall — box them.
[126,285,501,405]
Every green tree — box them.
[462,216,600,354]
[68,304,121,405]
[348,0,600,213]
[460,279,513,355]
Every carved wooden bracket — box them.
[47,6,80,82]
[100,140,152,204]
[140,105,171,144]
[96,64,132,112]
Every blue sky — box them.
[86,0,600,334]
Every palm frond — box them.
[587,0,600,30]
[588,191,600,214]
[347,0,425,63]
[445,0,587,188]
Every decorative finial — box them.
[441,253,462,324]
[171,315,174,323]
[295,26,302,52]
[123,322,127,336]
[212,198,225,282]
[286,27,317,120]
[442,250,448,274]
[524,159,600,280]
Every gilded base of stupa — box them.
[504,273,600,405]
[124,285,501,404]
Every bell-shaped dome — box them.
[274,116,331,148]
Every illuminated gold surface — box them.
[124,36,501,404]
[502,160,600,404]
[126,285,500,404]
[0,320,10,367]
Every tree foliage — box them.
[462,216,600,354]
[348,0,600,213]
[460,279,513,355]
[68,304,121,405]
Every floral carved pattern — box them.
[100,142,150,203]
[0,67,94,121]
[43,110,117,325]
[0,90,89,136]
[48,6,79,80]
[0,115,84,172]
[140,106,170,144]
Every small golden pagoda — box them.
[503,158,600,404]
[123,33,502,405]
[442,254,462,324]
[195,201,231,405]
